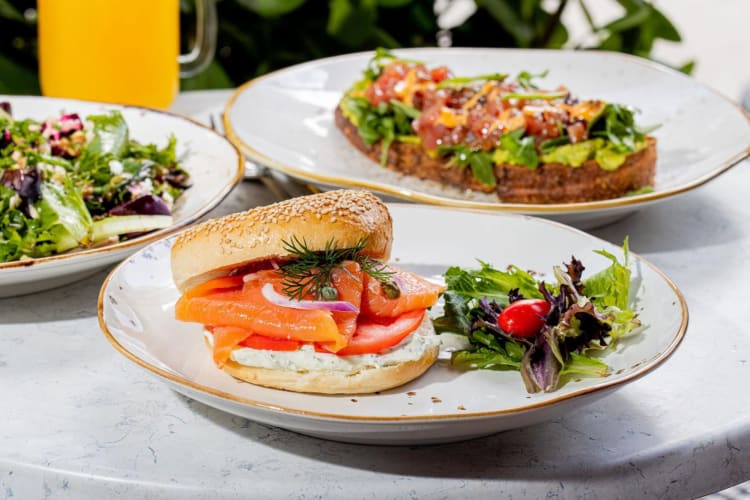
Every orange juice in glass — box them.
[38,0,216,109]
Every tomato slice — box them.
[239,334,301,352]
[332,309,426,356]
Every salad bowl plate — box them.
[98,205,687,445]
[0,96,244,297]
[224,48,750,229]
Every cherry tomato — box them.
[498,299,551,338]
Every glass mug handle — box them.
[178,0,218,78]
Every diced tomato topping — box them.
[524,113,562,139]
[566,121,587,144]
[430,66,450,83]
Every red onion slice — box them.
[261,283,359,313]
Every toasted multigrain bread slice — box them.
[335,106,656,204]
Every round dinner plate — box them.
[0,96,244,297]
[224,48,750,229]
[98,205,687,445]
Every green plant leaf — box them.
[603,6,650,33]
[327,0,378,47]
[235,0,305,17]
[649,5,681,41]
[678,59,696,75]
[478,0,534,47]
[376,0,410,6]
[180,60,233,90]
[0,53,39,94]
[0,0,25,22]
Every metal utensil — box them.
[209,112,318,200]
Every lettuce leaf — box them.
[38,180,93,252]
[583,238,631,310]
[87,111,129,157]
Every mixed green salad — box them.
[434,241,642,393]
[0,102,190,263]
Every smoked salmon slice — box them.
[361,267,445,318]
[208,326,303,366]
[329,261,364,343]
[175,272,347,352]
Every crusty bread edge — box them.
[171,190,393,292]
[219,314,439,395]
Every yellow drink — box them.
[38,0,179,109]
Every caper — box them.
[321,286,338,301]
[381,280,401,299]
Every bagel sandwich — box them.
[171,190,443,394]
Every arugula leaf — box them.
[437,145,496,187]
[495,128,539,169]
[469,153,496,187]
[362,47,423,81]
[588,103,644,153]
[340,97,417,165]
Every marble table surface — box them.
[1,90,749,499]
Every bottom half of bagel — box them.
[205,314,439,394]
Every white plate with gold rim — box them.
[98,204,687,445]
[0,96,244,297]
[223,48,750,229]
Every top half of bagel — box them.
[170,190,393,292]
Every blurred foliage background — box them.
[0,0,692,94]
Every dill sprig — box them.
[278,236,397,301]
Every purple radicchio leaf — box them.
[1,129,11,149]
[468,297,532,346]
[520,327,562,393]
[164,171,191,189]
[1,167,42,217]
[565,255,586,294]
[0,102,11,115]
[508,288,525,303]
[559,301,612,353]
[108,193,171,216]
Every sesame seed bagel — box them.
[171,190,393,292]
